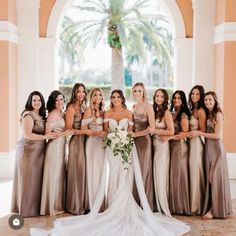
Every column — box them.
[0,0,18,178]
[38,37,58,99]
[17,0,40,113]
[192,0,216,90]
[174,37,193,94]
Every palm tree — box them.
[59,16,84,80]
[64,0,171,90]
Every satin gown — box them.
[82,117,106,210]
[202,118,232,218]
[66,108,86,215]
[40,118,66,216]
[169,113,190,215]
[188,115,206,214]
[133,109,154,211]
[31,118,190,236]
[11,111,46,217]
[153,118,171,217]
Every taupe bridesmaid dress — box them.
[153,118,171,216]
[66,108,86,214]
[11,111,46,217]
[169,113,190,215]
[40,118,66,215]
[189,115,206,214]
[202,118,232,218]
[82,117,106,210]
[133,106,154,211]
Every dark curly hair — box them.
[110,89,127,108]
[170,90,191,122]
[46,90,65,113]
[67,83,87,109]
[153,88,169,121]
[188,85,205,111]
[22,91,46,118]
[204,91,223,121]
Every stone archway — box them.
[39,0,193,96]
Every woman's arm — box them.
[103,111,110,132]
[65,105,75,129]
[127,110,134,132]
[81,108,96,136]
[153,110,174,136]
[190,112,223,139]
[198,108,206,132]
[22,115,56,140]
[174,115,189,140]
[46,112,74,137]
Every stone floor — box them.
[0,179,236,236]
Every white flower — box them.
[103,127,134,169]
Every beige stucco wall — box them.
[0,42,18,152]
[39,0,56,37]
[0,0,17,23]
[176,0,193,37]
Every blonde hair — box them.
[89,88,105,119]
[132,82,147,101]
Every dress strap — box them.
[21,111,36,121]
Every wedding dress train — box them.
[31,119,190,236]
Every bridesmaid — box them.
[188,85,206,215]
[169,90,191,215]
[189,91,232,219]
[81,88,106,210]
[11,91,56,217]
[65,83,88,215]
[132,82,155,211]
[40,90,74,216]
[150,88,174,217]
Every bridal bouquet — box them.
[104,127,134,169]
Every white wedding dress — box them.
[31,118,190,236]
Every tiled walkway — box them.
[0,179,236,236]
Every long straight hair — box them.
[204,91,223,121]
[170,90,191,122]
[153,88,169,121]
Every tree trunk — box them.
[111,47,124,91]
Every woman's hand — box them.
[129,131,136,138]
[64,129,75,136]
[173,132,188,140]
[45,132,58,140]
[96,131,107,138]
[148,127,155,135]
[188,130,201,138]
[157,135,172,143]
[86,130,96,136]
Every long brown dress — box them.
[133,106,154,211]
[202,118,232,218]
[169,113,190,215]
[66,107,86,215]
[40,118,66,215]
[189,115,206,214]
[11,111,46,217]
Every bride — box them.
[31,90,190,236]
